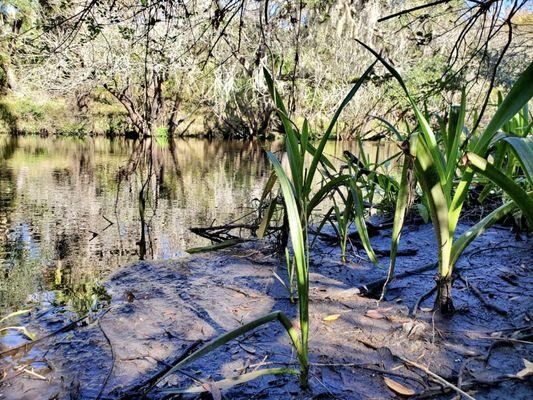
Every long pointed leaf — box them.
[410,133,452,277]
[451,200,519,267]
[502,136,533,184]
[444,90,466,198]
[348,182,378,265]
[307,174,351,217]
[465,152,533,227]
[257,200,277,239]
[303,61,377,198]
[475,61,533,154]
[451,62,533,231]
[266,152,309,363]
[153,311,302,388]
[356,40,446,184]
[162,368,298,395]
[381,152,412,299]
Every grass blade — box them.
[380,152,412,300]
[257,200,277,239]
[153,311,302,388]
[465,152,533,227]
[307,174,351,218]
[475,61,533,154]
[260,172,277,203]
[371,115,405,141]
[266,151,309,372]
[303,61,377,198]
[410,133,452,277]
[451,199,520,267]
[451,62,533,231]
[356,40,446,184]
[502,136,533,184]
[444,90,466,197]
[348,181,378,265]
[162,368,298,395]
[0,309,31,323]
[263,68,288,116]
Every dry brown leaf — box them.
[365,309,386,319]
[323,314,341,322]
[383,376,415,396]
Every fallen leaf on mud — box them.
[516,359,533,379]
[365,309,386,319]
[383,377,415,396]
[323,314,341,322]
[403,321,427,337]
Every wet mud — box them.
[1,222,532,399]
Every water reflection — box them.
[0,135,396,314]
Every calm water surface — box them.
[0,135,396,314]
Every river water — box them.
[0,135,396,314]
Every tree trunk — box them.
[435,275,454,315]
[0,60,17,93]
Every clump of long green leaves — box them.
[259,64,380,266]
[149,63,376,395]
[362,41,533,313]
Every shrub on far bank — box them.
[0,93,132,136]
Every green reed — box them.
[361,41,533,313]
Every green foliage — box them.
[363,45,533,312]
[0,96,79,135]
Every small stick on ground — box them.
[0,312,98,358]
[96,317,116,400]
[403,359,477,400]
[116,339,203,399]
[352,336,477,399]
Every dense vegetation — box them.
[0,0,531,138]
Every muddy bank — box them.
[1,222,532,399]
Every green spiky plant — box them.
[360,42,533,314]
[258,64,380,266]
[149,63,377,395]
[477,94,532,203]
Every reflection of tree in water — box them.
[3,135,371,312]
[114,137,273,260]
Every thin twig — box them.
[411,286,437,317]
[403,359,477,400]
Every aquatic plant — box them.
[149,63,377,394]
[361,42,533,313]
[259,65,379,265]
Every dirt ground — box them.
[1,222,532,399]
